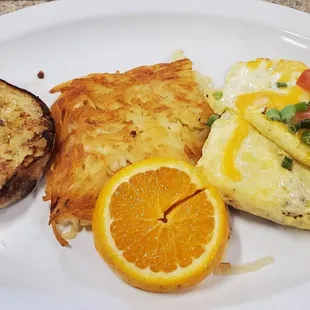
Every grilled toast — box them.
[44,58,214,246]
[0,79,55,209]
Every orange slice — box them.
[93,158,229,292]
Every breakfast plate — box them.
[1,0,310,309]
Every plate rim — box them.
[1,0,310,309]
[0,0,309,42]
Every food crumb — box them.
[261,107,267,114]
[37,70,45,79]
[130,130,137,138]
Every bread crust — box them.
[0,79,55,209]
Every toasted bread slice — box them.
[44,58,214,246]
[0,79,55,209]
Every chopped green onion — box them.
[213,91,223,101]
[301,131,310,145]
[206,114,220,126]
[298,119,310,129]
[281,156,293,171]
[292,119,310,131]
[266,108,281,121]
[288,124,299,134]
[288,119,310,134]
[295,102,308,112]
[280,104,296,124]
[276,82,288,88]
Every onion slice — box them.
[214,256,275,276]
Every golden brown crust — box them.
[45,58,214,245]
[51,221,69,247]
[230,200,310,230]
[0,79,55,209]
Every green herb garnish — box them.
[297,119,310,129]
[206,114,220,127]
[295,102,308,112]
[301,131,310,145]
[213,91,223,101]
[276,82,288,88]
[287,119,310,134]
[281,156,293,171]
[280,104,296,124]
[266,108,281,121]
[288,124,299,134]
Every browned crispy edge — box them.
[0,79,55,209]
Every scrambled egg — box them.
[217,58,310,167]
[198,110,310,229]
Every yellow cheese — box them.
[222,118,249,182]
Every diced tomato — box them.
[297,69,310,91]
[293,109,310,123]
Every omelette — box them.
[198,110,310,229]
[198,58,310,229]
[44,58,214,246]
[215,58,310,167]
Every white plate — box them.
[1,0,310,309]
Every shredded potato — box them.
[171,49,186,61]
[44,57,215,246]
[214,256,275,276]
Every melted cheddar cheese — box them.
[235,86,310,115]
[222,118,249,182]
